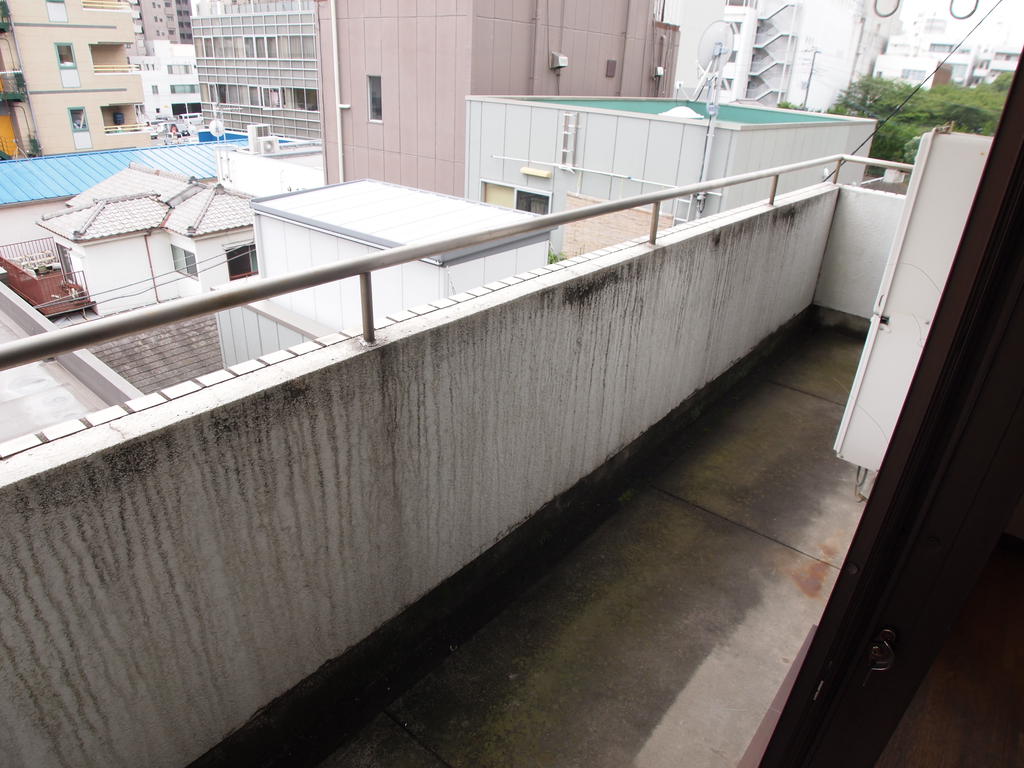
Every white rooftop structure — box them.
[215,180,555,366]
[252,180,549,260]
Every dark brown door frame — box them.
[761,64,1024,767]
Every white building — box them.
[465,95,874,254]
[720,0,895,110]
[130,40,201,124]
[874,5,1023,88]
[36,166,254,315]
[216,137,324,198]
[215,180,552,365]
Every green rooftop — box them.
[530,98,844,125]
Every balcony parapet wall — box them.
[1,186,841,768]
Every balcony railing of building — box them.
[0,0,11,32]
[93,63,140,74]
[0,152,913,373]
[0,70,26,100]
[102,122,147,133]
[81,0,131,10]
[0,238,94,317]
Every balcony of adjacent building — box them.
[0,238,94,316]
[99,103,147,136]
[0,147,932,768]
[0,0,12,32]
[0,69,25,101]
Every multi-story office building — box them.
[193,0,320,140]
[131,40,200,121]
[316,0,680,195]
[0,0,149,157]
[136,0,193,43]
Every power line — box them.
[33,245,256,311]
[845,0,1007,163]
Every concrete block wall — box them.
[0,186,839,768]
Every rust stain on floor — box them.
[790,560,831,598]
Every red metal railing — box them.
[0,239,94,316]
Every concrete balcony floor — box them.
[323,326,867,768]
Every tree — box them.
[828,75,1012,163]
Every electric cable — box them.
[835,0,1006,176]
[31,245,256,311]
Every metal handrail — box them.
[0,153,912,372]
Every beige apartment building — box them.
[317,0,679,196]
[0,0,149,157]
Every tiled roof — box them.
[68,164,195,207]
[38,193,169,241]
[165,184,253,236]
[0,139,247,206]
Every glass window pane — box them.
[68,108,88,131]
[56,44,75,67]
[256,37,266,57]
[244,37,255,57]
[266,37,277,57]
[368,75,382,120]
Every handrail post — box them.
[833,158,843,184]
[359,272,375,344]
[768,174,779,206]
[649,200,661,244]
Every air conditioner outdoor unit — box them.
[254,136,278,155]
[247,123,272,151]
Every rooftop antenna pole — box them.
[694,21,734,219]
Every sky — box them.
[898,0,1024,50]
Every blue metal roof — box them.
[0,140,248,206]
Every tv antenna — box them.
[693,21,734,217]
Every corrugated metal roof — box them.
[0,140,247,207]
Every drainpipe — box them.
[528,0,540,93]
[617,0,633,96]
[143,231,161,303]
[6,28,41,153]
[328,0,345,182]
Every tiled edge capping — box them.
[0,246,629,461]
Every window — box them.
[68,107,91,149]
[516,190,550,215]
[284,87,318,111]
[171,244,197,278]
[261,87,281,108]
[151,84,159,94]
[901,69,927,81]
[255,37,266,57]
[46,0,68,23]
[929,43,954,53]
[170,83,198,93]
[244,36,255,57]
[68,107,88,131]
[202,38,214,57]
[266,37,277,57]
[55,43,80,88]
[167,64,192,74]
[226,243,258,279]
[368,75,382,121]
[216,83,227,103]
[482,182,515,208]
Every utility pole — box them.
[802,48,820,108]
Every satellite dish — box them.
[208,119,226,138]
[696,20,735,74]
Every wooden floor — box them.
[876,536,1024,768]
